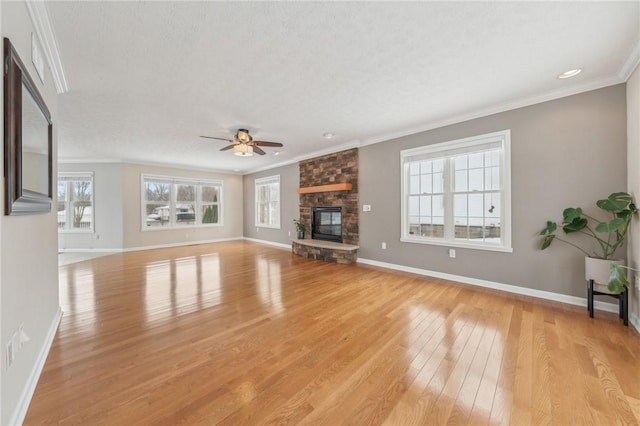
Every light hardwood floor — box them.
[25,241,640,425]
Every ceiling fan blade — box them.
[253,141,283,147]
[220,144,236,151]
[201,135,232,142]
[252,146,266,155]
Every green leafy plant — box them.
[540,192,637,293]
[293,219,306,233]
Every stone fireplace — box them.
[293,148,359,263]
[298,148,358,245]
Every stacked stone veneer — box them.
[292,242,358,264]
[299,148,359,245]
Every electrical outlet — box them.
[288,231,291,237]
[381,242,386,250]
[363,204,372,212]
[635,275,640,291]
[6,341,14,369]
[18,324,29,349]
[449,249,456,258]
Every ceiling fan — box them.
[200,129,283,156]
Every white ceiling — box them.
[48,1,640,174]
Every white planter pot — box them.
[585,257,624,294]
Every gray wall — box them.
[1,2,60,423]
[243,163,300,245]
[359,84,628,298]
[627,66,639,324]
[58,162,124,250]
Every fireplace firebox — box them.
[312,207,342,243]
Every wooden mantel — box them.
[297,183,352,194]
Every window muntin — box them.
[255,175,280,228]
[142,175,222,230]
[57,173,94,232]
[401,130,511,252]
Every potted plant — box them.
[293,219,306,239]
[540,192,637,293]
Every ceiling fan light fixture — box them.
[237,129,252,143]
[233,144,253,156]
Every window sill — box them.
[400,237,513,253]
[255,224,281,230]
[141,223,223,232]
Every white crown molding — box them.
[360,76,623,147]
[243,140,361,175]
[58,157,243,175]
[25,1,69,94]
[619,37,640,81]
[58,157,122,164]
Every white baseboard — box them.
[122,237,243,253]
[243,237,292,250]
[9,307,63,426]
[58,248,122,253]
[357,258,630,321]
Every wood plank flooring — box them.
[25,241,640,425]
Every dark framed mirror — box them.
[4,37,52,215]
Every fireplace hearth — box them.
[312,207,342,243]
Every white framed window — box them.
[400,130,512,252]
[57,172,94,232]
[255,175,280,228]
[142,174,222,230]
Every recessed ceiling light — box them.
[323,132,335,139]
[558,69,582,79]
[233,169,240,172]
[273,151,281,156]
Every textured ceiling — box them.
[48,1,640,174]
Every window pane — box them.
[468,193,484,217]
[71,200,92,230]
[486,193,500,218]
[454,217,469,239]
[420,174,432,194]
[485,219,501,240]
[202,186,219,203]
[419,195,431,216]
[57,181,67,201]
[433,173,444,193]
[421,160,432,174]
[432,195,444,217]
[410,162,420,175]
[469,152,484,169]
[57,201,66,230]
[454,155,467,170]
[433,159,444,173]
[175,203,195,224]
[468,168,483,191]
[146,182,170,202]
[409,196,419,216]
[176,184,195,202]
[410,176,420,195]
[269,184,279,201]
[455,170,468,192]
[146,204,170,227]
[454,194,467,217]
[201,205,219,224]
